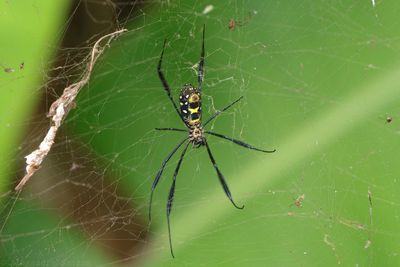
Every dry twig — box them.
[15,28,127,191]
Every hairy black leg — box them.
[198,25,205,92]
[203,96,243,127]
[155,128,187,133]
[166,142,190,258]
[205,131,276,153]
[157,39,186,124]
[204,141,244,209]
[149,138,188,221]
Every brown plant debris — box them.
[15,28,127,191]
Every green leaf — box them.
[0,2,111,266]
[0,0,69,192]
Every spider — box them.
[150,25,276,257]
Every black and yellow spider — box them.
[150,25,276,257]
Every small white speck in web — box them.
[202,5,214,15]
[371,0,375,7]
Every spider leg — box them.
[205,131,276,153]
[203,96,243,127]
[198,25,205,92]
[157,39,186,124]
[155,127,187,132]
[166,142,190,258]
[149,138,188,221]
[204,141,244,209]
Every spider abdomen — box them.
[179,84,202,126]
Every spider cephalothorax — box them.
[189,125,204,147]
[150,25,276,258]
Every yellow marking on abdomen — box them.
[189,94,199,102]
[189,118,200,125]
[188,107,199,113]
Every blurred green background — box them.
[2,0,400,266]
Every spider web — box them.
[2,0,400,266]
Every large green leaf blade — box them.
[65,1,400,266]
